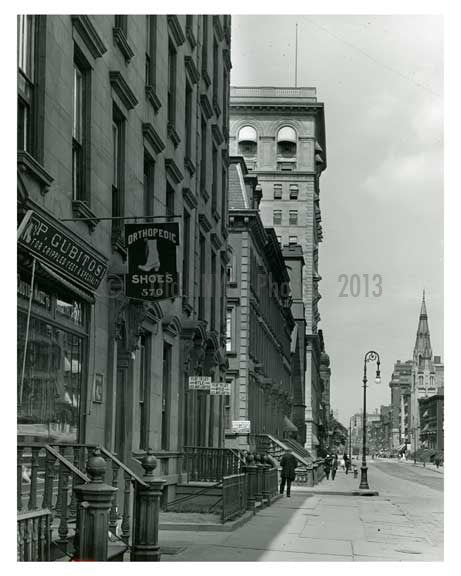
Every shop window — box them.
[17,278,88,443]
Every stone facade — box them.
[17,14,231,500]
[225,156,296,449]
[229,86,327,456]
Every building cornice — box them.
[165,158,184,184]
[71,15,107,58]
[109,71,138,110]
[142,122,166,156]
[167,15,186,47]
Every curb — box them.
[159,496,283,532]
[293,489,380,497]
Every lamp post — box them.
[359,350,381,490]
[349,417,352,461]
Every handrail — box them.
[17,508,52,521]
[98,445,148,487]
[18,443,90,483]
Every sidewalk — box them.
[159,470,443,561]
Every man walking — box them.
[324,454,332,480]
[331,454,338,480]
[279,449,297,497]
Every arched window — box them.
[277,126,297,158]
[238,125,257,157]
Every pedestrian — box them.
[344,454,351,474]
[324,454,331,480]
[340,456,345,471]
[435,454,441,469]
[279,449,297,497]
[331,455,338,480]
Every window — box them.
[199,233,206,320]
[138,334,150,450]
[112,106,125,242]
[289,210,298,225]
[72,52,90,203]
[289,184,299,199]
[200,116,207,193]
[273,210,282,225]
[289,235,297,245]
[166,181,175,220]
[213,37,219,107]
[211,251,217,330]
[221,166,227,233]
[202,15,208,75]
[143,155,155,219]
[273,184,282,199]
[145,16,157,88]
[222,67,228,132]
[185,81,193,159]
[167,40,177,126]
[115,15,127,34]
[212,145,218,212]
[238,126,257,157]
[277,126,297,157]
[17,15,35,153]
[161,342,172,450]
[183,210,190,298]
[226,309,234,352]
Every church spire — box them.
[413,290,433,367]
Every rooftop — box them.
[230,86,318,105]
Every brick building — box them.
[225,156,297,449]
[17,14,231,500]
[229,86,328,456]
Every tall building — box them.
[17,14,231,501]
[410,292,444,451]
[388,292,444,454]
[229,86,328,456]
[225,156,297,448]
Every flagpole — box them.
[295,23,298,88]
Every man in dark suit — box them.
[279,449,298,497]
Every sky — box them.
[230,15,444,425]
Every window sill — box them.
[202,68,211,88]
[182,298,194,316]
[184,156,196,176]
[212,95,221,118]
[167,122,181,148]
[145,85,162,113]
[111,229,127,259]
[113,27,134,62]
[200,187,210,203]
[17,151,54,195]
[72,200,98,232]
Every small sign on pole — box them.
[232,420,251,434]
[210,382,231,395]
[188,376,212,391]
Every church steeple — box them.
[413,290,433,369]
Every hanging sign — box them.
[210,382,232,395]
[17,210,107,292]
[188,376,212,390]
[232,420,251,434]
[125,222,179,301]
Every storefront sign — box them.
[125,222,179,301]
[210,382,231,395]
[17,210,107,292]
[188,376,212,390]
[232,420,251,434]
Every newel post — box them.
[74,448,117,562]
[244,454,257,513]
[130,449,166,562]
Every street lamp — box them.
[359,350,381,490]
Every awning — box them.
[283,415,298,432]
[238,125,257,142]
[39,262,95,303]
[277,126,297,143]
[312,433,320,446]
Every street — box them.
[160,460,443,561]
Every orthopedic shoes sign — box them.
[125,222,179,301]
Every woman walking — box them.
[331,454,338,480]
